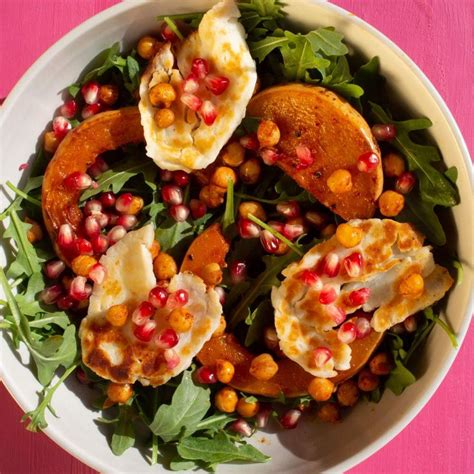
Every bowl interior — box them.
[0,0,472,472]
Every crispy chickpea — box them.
[149,240,161,260]
[106,304,129,327]
[238,201,267,221]
[399,272,424,298]
[107,382,134,404]
[213,315,227,337]
[99,84,119,106]
[257,120,280,148]
[210,166,238,189]
[215,387,239,413]
[336,380,360,407]
[25,217,43,244]
[308,377,335,402]
[71,255,97,277]
[369,353,394,376]
[44,131,59,153]
[239,158,262,184]
[321,223,336,238]
[383,152,406,178]
[222,142,245,167]
[194,168,212,186]
[357,369,380,392]
[335,223,363,248]
[249,353,279,381]
[237,398,260,418]
[128,196,144,215]
[317,402,341,423]
[263,326,279,352]
[201,263,223,286]
[199,185,226,208]
[137,35,159,60]
[378,190,405,216]
[149,83,176,107]
[216,359,235,384]
[153,252,177,280]
[327,169,353,194]
[168,308,194,332]
[154,108,175,128]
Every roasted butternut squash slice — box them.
[247,84,383,220]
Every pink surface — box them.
[0,0,472,473]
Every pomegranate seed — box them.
[149,286,169,308]
[337,321,357,344]
[395,172,416,194]
[160,169,173,182]
[205,74,230,95]
[392,323,406,334]
[276,201,300,219]
[191,57,210,79]
[169,204,190,222]
[83,199,103,216]
[190,199,207,219]
[256,406,272,428]
[73,237,93,256]
[214,286,226,305]
[60,99,78,119]
[321,252,340,277]
[343,252,363,278]
[282,222,305,240]
[100,192,116,208]
[75,367,89,385]
[87,156,109,178]
[313,347,333,368]
[57,294,75,310]
[280,409,302,429]
[132,301,155,325]
[117,214,137,230]
[172,170,190,187]
[355,317,371,339]
[94,212,109,228]
[327,304,346,325]
[161,184,183,205]
[167,289,189,309]
[107,225,127,244]
[238,218,260,239]
[181,93,202,112]
[134,320,157,342]
[81,81,100,105]
[404,315,417,332]
[164,348,180,370]
[155,328,179,349]
[84,215,101,238]
[57,224,75,249]
[268,220,285,234]
[52,116,71,139]
[88,263,106,285]
[295,145,314,170]
[240,133,259,151]
[91,234,109,254]
[299,269,323,289]
[105,212,119,227]
[357,151,379,173]
[260,229,280,254]
[183,74,200,94]
[229,419,252,437]
[319,284,338,305]
[305,210,328,229]
[199,100,218,126]
[81,103,102,119]
[19,163,29,171]
[115,193,133,213]
[195,366,217,384]
[40,284,63,305]
[371,123,397,141]
[348,288,371,306]
[44,260,66,279]
[260,147,280,165]
[161,23,178,42]
[229,260,247,284]
[63,172,92,191]
[69,276,92,301]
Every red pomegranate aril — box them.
[268,220,285,234]
[160,169,173,182]
[190,199,207,219]
[81,81,100,105]
[107,225,127,244]
[299,269,322,289]
[44,260,66,280]
[161,23,178,42]
[19,163,29,171]
[87,156,109,178]
[57,224,75,249]
[343,252,363,278]
[319,284,338,305]
[199,100,218,126]
[348,287,371,306]
[260,147,279,166]
[162,184,183,205]
[327,304,346,325]
[75,367,89,385]
[169,204,190,222]
[63,171,92,191]
[195,366,217,384]
[40,284,63,305]
[183,74,200,94]
[260,229,280,254]
[181,93,202,112]
[91,234,109,254]
[81,103,102,119]
[395,171,416,194]
[357,151,380,173]
[60,99,78,119]
[52,116,71,139]
[295,145,314,170]
[321,252,340,277]
[256,405,272,428]
[117,214,137,230]
[94,212,109,228]
[229,419,253,437]
[305,210,328,229]
[88,263,106,285]
[56,295,75,311]
[276,201,300,219]
[313,347,333,368]
[132,301,155,325]
[148,286,169,308]
[280,409,302,429]
[172,170,190,187]
[73,237,93,256]
[283,222,305,240]
[404,315,417,332]
[355,316,371,339]
[191,57,210,79]
[215,286,226,305]
[205,74,230,95]
[337,321,357,344]
[84,215,101,238]
[155,328,179,349]
[69,276,92,301]
[371,123,397,141]
[238,218,260,239]
[164,348,180,370]
[105,212,119,227]
[100,192,116,208]
[134,320,157,342]
[239,133,259,151]
[167,289,189,309]
[84,199,103,216]
[115,193,133,213]
[229,260,247,284]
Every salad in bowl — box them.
[0,0,466,470]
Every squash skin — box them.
[247,84,383,220]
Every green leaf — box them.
[149,371,210,442]
[156,218,194,257]
[385,357,416,395]
[111,404,136,455]
[170,458,200,471]
[445,166,458,184]
[452,259,463,286]
[245,300,273,346]
[68,83,81,98]
[222,179,236,232]
[249,36,289,62]
[195,413,234,434]
[424,307,458,348]
[352,56,384,107]
[306,28,348,57]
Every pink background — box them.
[0,0,473,473]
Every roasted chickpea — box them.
[222,142,245,167]
[149,83,176,107]
[357,369,380,392]
[215,387,238,413]
[43,131,59,153]
[257,120,280,148]
[71,255,97,277]
[106,304,129,327]
[99,84,119,106]
[327,169,353,193]
[249,353,279,381]
[308,377,335,402]
[25,217,43,244]
[236,398,260,418]
[316,402,341,423]
[201,262,223,286]
[336,380,359,407]
[168,308,194,332]
[399,272,424,298]
[321,223,336,238]
[153,252,177,280]
[369,353,394,376]
[238,201,267,221]
[210,166,238,189]
[382,152,405,178]
[263,326,279,352]
[137,35,159,60]
[378,190,405,216]
[215,359,235,384]
[154,108,175,128]
[213,315,227,337]
[107,382,134,404]
[335,223,363,248]
[199,185,225,208]
[149,240,161,260]
[239,158,262,184]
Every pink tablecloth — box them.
[0,1,473,473]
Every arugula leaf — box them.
[452,259,463,286]
[111,404,136,455]
[222,179,236,232]
[385,333,417,395]
[149,371,210,442]
[352,56,384,108]
[249,35,288,62]
[156,218,194,257]
[238,0,285,36]
[424,307,457,348]
[306,27,348,57]
[245,300,273,346]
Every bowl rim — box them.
[0,0,473,472]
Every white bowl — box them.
[1,0,473,472]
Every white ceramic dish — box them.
[0,0,473,472]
